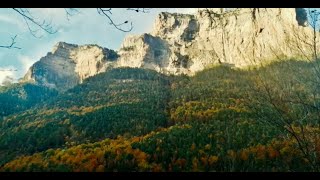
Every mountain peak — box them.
[22,43,118,91]
[52,42,78,55]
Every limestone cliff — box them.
[118,8,316,74]
[22,8,318,90]
[22,42,117,90]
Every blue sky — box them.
[0,8,197,83]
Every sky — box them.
[0,8,198,84]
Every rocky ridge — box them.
[22,8,317,90]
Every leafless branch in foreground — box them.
[97,8,151,32]
[0,35,21,49]
[127,8,151,13]
[12,8,58,38]
[1,8,151,49]
[97,8,134,32]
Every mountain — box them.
[21,42,118,91]
[120,8,312,73]
[22,8,316,91]
[1,8,320,172]
[0,68,170,165]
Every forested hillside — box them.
[1,60,320,172]
[0,83,58,118]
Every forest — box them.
[1,59,320,172]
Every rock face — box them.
[22,42,118,91]
[118,8,316,74]
[23,8,318,90]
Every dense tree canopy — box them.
[1,60,320,171]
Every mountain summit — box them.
[21,42,118,90]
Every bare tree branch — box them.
[12,8,57,38]
[1,8,151,49]
[127,8,151,13]
[0,35,21,49]
[97,8,134,32]
[308,9,320,60]
[96,8,151,32]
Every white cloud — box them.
[0,66,17,85]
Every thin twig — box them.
[0,35,21,49]
[97,8,133,32]
[12,8,57,38]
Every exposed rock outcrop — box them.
[118,8,316,74]
[22,42,117,90]
[22,8,318,90]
